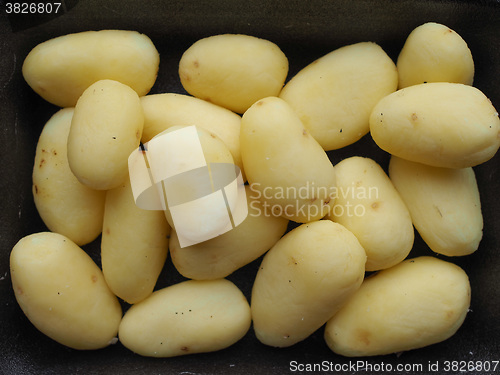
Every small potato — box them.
[32,108,105,246]
[10,232,122,350]
[119,279,251,357]
[328,157,414,271]
[397,22,474,88]
[22,30,159,107]
[169,185,288,280]
[140,93,245,179]
[279,42,398,150]
[251,220,366,347]
[101,176,170,304]
[67,79,144,190]
[369,82,500,168]
[179,34,288,114]
[240,97,336,223]
[389,156,483,257]
[324,256,471,356]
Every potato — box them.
[119,279,251,357]
[389,156,483,257]
[369,82,500,168]
[251,220,366,347]
[32,108,105,246]
[22,30,159,107]
[397,22,474,88]
[140,93,245,179]
[10,232,122,350]
[101,176,170,304]
[240,97,336,223]
[327,157,414,271]
[279,42,398,150]
[67,79,144,190]
[324,256,471,356]
[179,34,288,114]
[169,185,288,280]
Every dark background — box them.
[1,0,499,374]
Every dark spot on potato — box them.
[323,197,331,205]
[309,197,317,203]
[210,133,216,139]
[302,129,308,136]
[193,60,199,68]
[16,286,23,295]
[357,328,371,346]
[181,346,189,352]
[34,185,38,194]
[411,113,418,121]
[105,227,110,235]
[52,150,57,156]
[91,275,98,283]
[256,100,264,106]
[39,159,46,168]
[289,257,298,266]
[371,201,380,209]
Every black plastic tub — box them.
[1,1,499,374]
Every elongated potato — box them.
[251,220,366,347]
[32,108,105,246]
[240,97,336,223]
[67,79,144,190]
[101,176,170,304]
[22,30,159,107]
[279,42,398,150]
[325,256,471,356]
[370,82,500,168]
[328,157,414,271]
[179,34,288,114]
[10,232,122,350]
[140,93,245,178]
[169,185,288,280]
[389,156,483,256]
[119,279,251,357]
[397,22,474,88]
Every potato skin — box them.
[32,108,105,246]
[369,82,500,168]
[328,157,414,271]
[67,79,144,190]
[22,30,159,107]
[389,156,483,257]
[279,42,398,150]
[397,22,474,88]
[325,256,471,357]
[251,220,366,347]
[179,34,288,114]
[118,279,251,357]
[10,232,122,350]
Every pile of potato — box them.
[10,23,500,358]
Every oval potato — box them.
[325,256,471,356]
[279,42,398,150]
[101,176,170,304]
[389,156,483,257]
[240,97,336,223]
[22,30,159,107]
[179,34,288,114]
[251,220,366,347]
[10,232,122,350]
[67,79,144,190]
[32,108,105,246]
[369,82,500,168]
[328,157,414,271]
[119,279,251,357]
[397,22,474,88]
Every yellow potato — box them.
[325,256,471,356]
[389,156,483,257]
[397,22,474,88]
[101,176,170,304]
[22,30,159,107]
[169,185,288,280]
[279,42,398,150]
[328,157,414,271]
[119,279,251,357]
[179,34,288,113]
[240,97,336,223]
[369,82,500,168]
[251,220,366,347]
[67,79,144,190]
[32,108,105,246]
[140,93,244,179]
[10,232,122,350]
